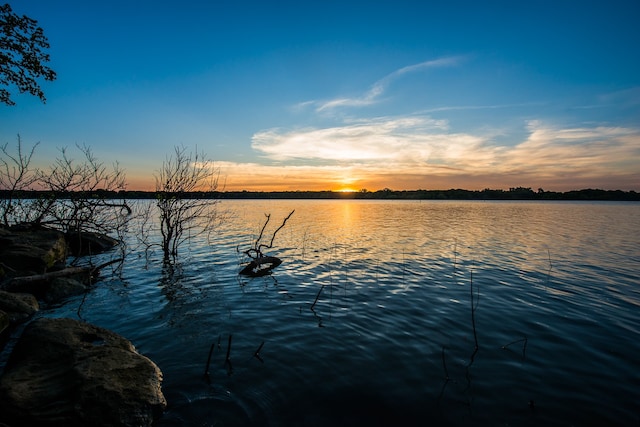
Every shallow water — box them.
[5,200,640,426]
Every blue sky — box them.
[2,0,639,191]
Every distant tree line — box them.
[2,187,639,201]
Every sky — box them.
[2,0,639,192]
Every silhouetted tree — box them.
[1,138,131,264]
[0,3,56,105]
[33,144,129,238]
[154,145,220,262]
[0,135,38,226]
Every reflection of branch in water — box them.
[309,284,326,327]
[544,248,553,286]
[402,248,406,287]
[502,336,528,359]
[437,345,451,401]
[343,246,349,295]
[269,275,293,299]
[453,238,458,274]
[225,334,233,376]
[464,268,479,394]
[253,341,265,363]
[204,341,216,383]
[204,336,267,385]
[437,345,472,414]
[310,285,324,310]
[159,262,187,302]
[442,345,450,381]
[309,306,324,327]
[468,269,479,364]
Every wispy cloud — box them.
[218,118,640,191]
[251,116,470,163]
[505,121,640,175]
[598,86,640,107]
[302,56,467,112]
[419,102,544,113]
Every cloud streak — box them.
[307,56,466,112]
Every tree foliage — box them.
[0,3,56,106]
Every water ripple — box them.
[18,200,640,426]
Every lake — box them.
[4,200,640,426]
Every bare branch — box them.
[154,145,220,262]
[0,135,39,226]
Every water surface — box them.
[7,200,640,426]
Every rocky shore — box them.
[0,226,166,427]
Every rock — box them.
[43,277,88,304]
[0,310,8,336]
[0,228,67,278]
[0,290,39,324]
[0,318,166,427]
[65,231,119,257]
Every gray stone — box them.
[0,228,67,278]
[0,310,8,336]
[0,317,166,427]
[65,230,119,256]
[43,277,87,304]
[0,290,39,324]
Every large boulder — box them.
[0,228,67,278]
[0,317,166,427]
[42,277,88,304]
[65,230,119,257]
[0,309,8,336]
[0,290,39,324]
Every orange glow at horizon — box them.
[121,171,640,193]
[120,160,640,193]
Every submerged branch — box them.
[240,210,294,276]
[310,285,325,311]
[1,257,123,291]
[502,336,528,359]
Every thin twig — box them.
[544,248,553,286]
[469,269,479,359]
[441,345,450,381]
[225,334,232,361]
[204,341,215,381]
[225,334,233,376]
[257,209,295,255]
[253,341,265,363]
[453,238,458,274]
[437,345,451,401]
[253,213,271,256]
[502,336,528,359]
[464,268,479,394]
[311,285,325,310]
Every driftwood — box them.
[239,210,294,277]
[239,256,283,277]
[0,258,123,292]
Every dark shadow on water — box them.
[279,387,433,427]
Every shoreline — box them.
[2,187,639,201]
